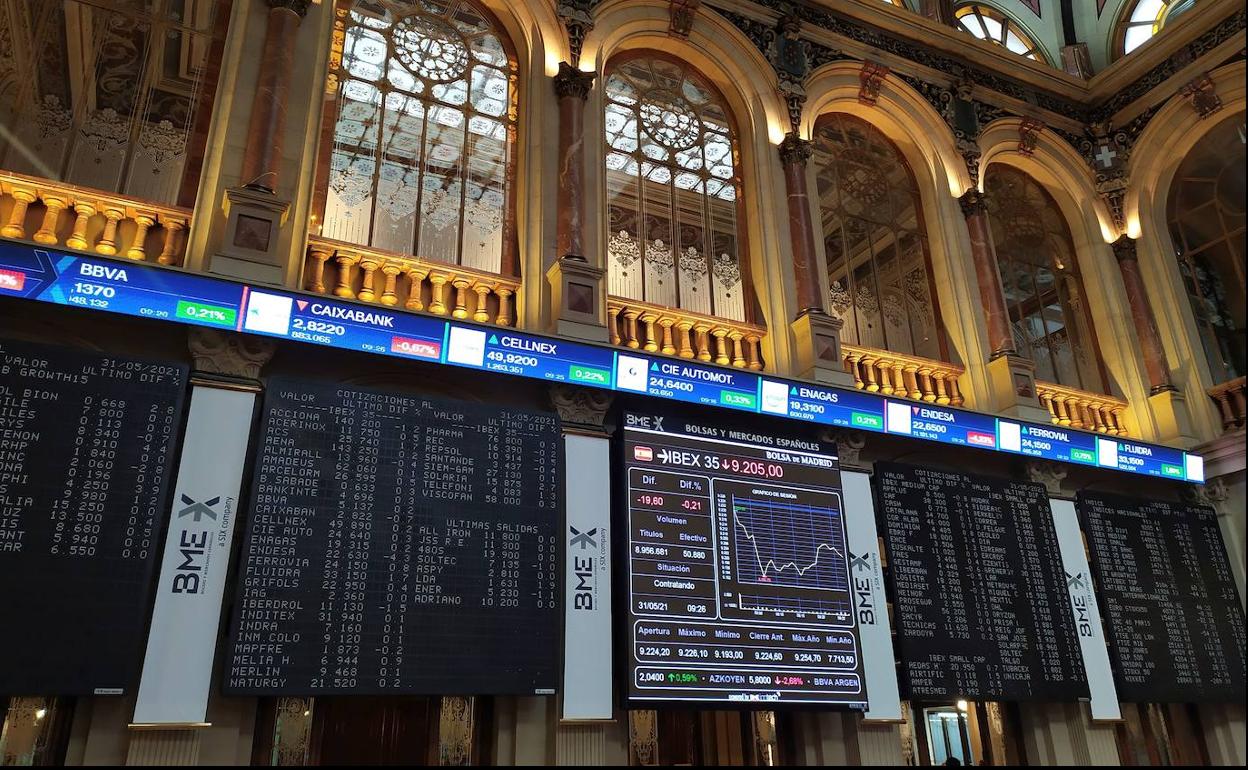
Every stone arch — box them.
[802,62,990,406]
[1125,60,1247,438]
[979,119,1157,437]
[581,0,796,370]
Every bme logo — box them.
[570,526,598,610]
[171,494,222,594]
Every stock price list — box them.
[876,463,1087,701]
[1078,493,1246,703]
[623,412,864,705]
[0,338,186,694]
[225,378,560,696]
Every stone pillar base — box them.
[546,255,608,343]
[986,354,1050,423]
[1147,388,1197,447]
[212,187,292,285]
[791,310,854,387]
[124,728,201,766]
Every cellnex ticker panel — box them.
[0,242,1206,483]
[0,338,186,694]
[224,379,561,695]
[622,412,865,706]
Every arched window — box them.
[984,165,1105,392]
[318,0,517,275]
[812,113,945,362]
[603,54,749,323]
[1117,0,1195,57]
[954,4,1047,63]
[1167,114,1246,383]
[0,0,230,206]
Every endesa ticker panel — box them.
[622,413,865,706]
[0,242,1205,483]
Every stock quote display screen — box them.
[224,378,561,696]
[622,412,865,706]
[0,338,186,694]
[1078,493,1246,703]
[877,463,1088,701]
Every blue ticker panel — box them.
[0,242,1204,483]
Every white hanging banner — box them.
[132,385,256,725]
[561,433,614,721]
[842,471,902,721]
[1049,498,1122,721]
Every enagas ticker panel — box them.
[875,463,1088,702]
[0,338,187,695]
[224,378,561,696]
[1077,492,1246,703]
[622,412,865,706]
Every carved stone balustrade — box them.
[606,297,765,371]
[1208,376,1246,433]
[841,344,966,406]
[0,172,189,265]
[1036,380,1130,436]
[304,237,519,327]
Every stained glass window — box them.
[603,54,748,322]
[318,0,516,275]
[985,165,1105,391]
[954,4,1047,63]
[0,0,230,206]
[1167,114,1246,382]
[813,113,945,361]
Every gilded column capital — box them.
[553,62,596,100]
[958,189,987,217]
[188,328,276,380]
[1111,235,1138,263]
[777,131,812,166]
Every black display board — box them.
[224,378,561,695]
[622,412,866,705]
[876,462,1088,701]
[1078,492,1246,703]
[0,338,187,695]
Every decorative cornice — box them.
[1089,9,1245,123]
[777,131,812,165]
[553,62,596,100]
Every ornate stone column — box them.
[548,63,608,342]
[240,0,310,193]
[1113,236,1197,443]
[215,0,310,284]
[959,189,1048,420]
[1111,236,1173,394]
[958,190,1013,360]
[554,63,596,263]
[781,132,853,387]
[779,132,820,315]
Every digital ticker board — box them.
[622,412,865,705]
[224,379,561,695]
[1078,493,1246,703]
[0,338,187,694]
[0,241,1206,483]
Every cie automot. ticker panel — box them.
[623,412,864,706]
